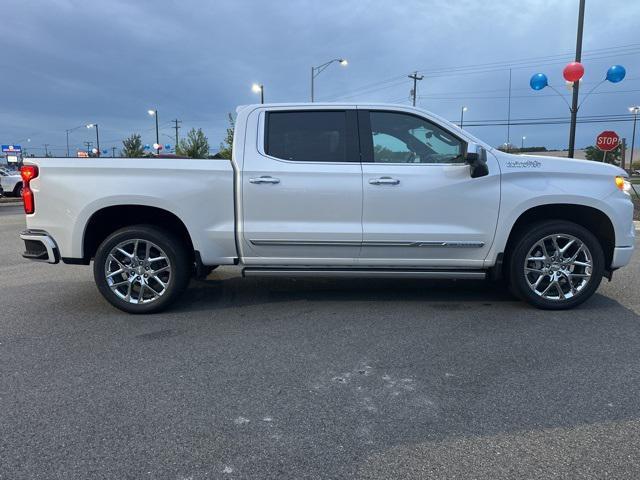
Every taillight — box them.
[20,165,39,214]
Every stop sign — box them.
[596,131,619,152]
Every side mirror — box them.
[465,143,489,178]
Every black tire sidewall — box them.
[509,221,604,310]
[93,225,190,314]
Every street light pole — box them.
[521,136,526,151]
[629,106,640,174]
[252,84,264,104]
[460,106,467,128]
[148,109,159,154]
[568,0,585,158]
[86,124,100,155]
[311,58,348,102]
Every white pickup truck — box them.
[19,103,635,313]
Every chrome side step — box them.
[242,268,486,280]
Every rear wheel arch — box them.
[502,204,615,274]
[82,205,195,263]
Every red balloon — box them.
[563,62,584,82]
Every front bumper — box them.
[20,230,59,264]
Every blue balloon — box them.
[144,144,151,150]
[102,149,108,154]
[530,73,548,91]
[164,144,171,150]
[606,65,626,83]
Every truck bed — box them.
[24,157,237,265]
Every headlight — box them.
[615,176,631,194]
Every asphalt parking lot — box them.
[2,204,640,479]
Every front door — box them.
[241,108,362,265]
[358,109,500,268]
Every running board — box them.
[242,268,486,280]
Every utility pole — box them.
[84,141,93,155]
[111,146,117,158]
[506,68,512,152]
[43,144,50,157]
[568,0,585,158]
[408,71,424,107]
[172,119,182,151]
[629,106,639,174]
[65,130,71,157]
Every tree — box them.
[122,134,144,158]
[216,113,235,159]
[585,144,623,164]
[176,128,209,158]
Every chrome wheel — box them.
[104,239,171,304]
[524,233,593,301]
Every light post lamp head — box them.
[629,106,640,115]
[339,59,348,66]
[148,109,156,116]
[251,83,263,94]
[86,123,95,129]
[462,106,468,112]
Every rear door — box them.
[358,108,500,268]
[241,108,363,265]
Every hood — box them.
[496,152,628,177]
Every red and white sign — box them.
[596,131,619,152]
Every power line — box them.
[325,42,640,101]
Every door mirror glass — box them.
[466,143,489,178]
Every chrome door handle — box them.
[249,176,280,184]
[369,177,400,185]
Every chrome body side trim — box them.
[250,239,361,247]
[250,239,485,248]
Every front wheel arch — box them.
[501,204,615,277]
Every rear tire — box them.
[13,183,23,197]
[93,225,191,314]
[508,220,604,310]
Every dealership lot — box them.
[2,204,640,479]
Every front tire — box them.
[93,225,191,314]
[508,220,604,310]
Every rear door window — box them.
[265,111,357,162]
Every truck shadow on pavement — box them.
[172,274,614,314]
[175,276,513,311]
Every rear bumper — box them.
[20,230,59,264]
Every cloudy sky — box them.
[2,0,639,156]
